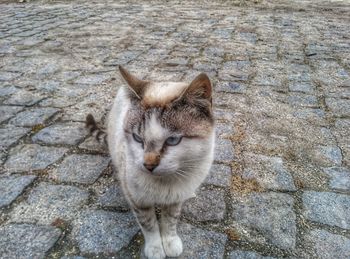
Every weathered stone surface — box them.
[95,182,129,209]
[231,192,296,249]
[304,229,350,259]
[79,136,107,153]
[0,105,23,123]
[0,126,30,148]
[4,144,67,172]
[288,81,314,93]
[242,153,296,191]
[217,81,246,94]
[323,167,350,191]
[71,210,138,254]
[51,154,110,184]
[178,223,227,258]
[205,163,231,187]
[74,74,110,85]
[0,85,17,96]
[0,71,21,81]
[311,145,342,166]
[183,186,226,221]
[32,122,87,145]
[303,191,350,229]
[288,94,318,107]
[326,98,350,117]
[227,250,276,259]
[0,224,61,259]
[10,183,89,224]
[0,175,36,207]
[4,90,45,106]
[215,137,234,162]
[9,107,59,127]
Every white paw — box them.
[144,242,166,259]
[162,235,183,257]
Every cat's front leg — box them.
[133,206,165,259]
[160,203,183,257]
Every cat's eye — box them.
[165,136,182,146]
[132,133,143,144]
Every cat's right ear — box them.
[119,66,148,99]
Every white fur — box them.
[107,85,215,258]
[108,87,215,207]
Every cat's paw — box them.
[144,242,166,259]
[162,235,183,257]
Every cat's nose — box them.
[143,152,160,172]
[143,163,158,172]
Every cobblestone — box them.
[227,250,276,259]
[178,223,227,258]
[10,183,89,224]
[204,163,232,187]
[0,125,30,148]
[0,224,61,259]
[242,153,296,191]
[183,186,226,221]
[0,174,36,207]
[71,210,138,254]
[231,192,296,249]
[32,122,87,145]
[304,229,350,259]
[0,0,349,258]
[4,144,67,173]
[303,191,350,229]
[323,167,350,191]
[51,154,110,184]
[9,107,59,127]
[0,105,23,123]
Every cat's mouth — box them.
[141,167,177,177]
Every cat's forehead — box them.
[142,82,188,108]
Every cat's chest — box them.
[127,175,196,206]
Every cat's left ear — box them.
[176,73,212,105]
[119,66,148,99]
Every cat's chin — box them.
[140,168,176,178]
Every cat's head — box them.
[119,66,215,177]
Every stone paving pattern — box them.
[0,0,349,258]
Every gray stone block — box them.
[0,174,36,207]
[242,153,296,191]
[0,105,23,123]
[204,163,231,187]
[32,122,87,145]
[51,154,110,184]
[71,210,139,254]
[303,191,350,229]
[9,107,59,127]
[0,223,61,259]
[304,229,350,259]
[215,137,234,162]
[0,126,30,148]
[4,90,45,106]
[10,182,89,224]
[231,192,296,249]
[227,250,276,259]
[183,186,226,221]
[178,222,227,258]
[323,167,350,191]
[4,144,67,172]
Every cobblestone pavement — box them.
[0,0,349,258]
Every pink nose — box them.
[143,163,158,172]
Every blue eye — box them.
[165,136,182,146]
[132,133,143,143]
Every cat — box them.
[86,66,215,259]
